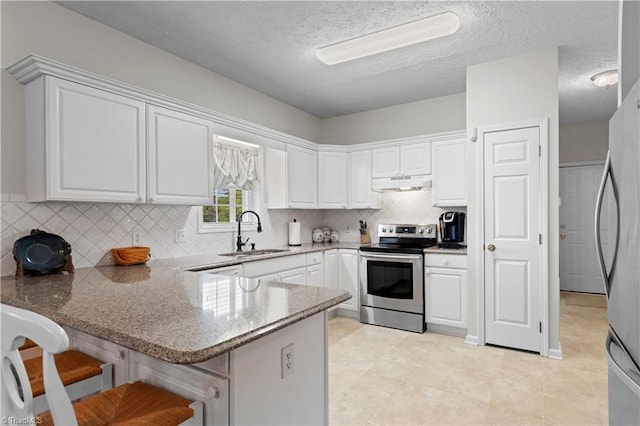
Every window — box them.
[202,188,250,224]
[198,134,260,233]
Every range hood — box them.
[372,175,432,191]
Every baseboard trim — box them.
[464,334,480,345]
[548,343,563,360]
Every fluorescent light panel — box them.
[316,11,460,65]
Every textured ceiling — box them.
[56,1,619,123]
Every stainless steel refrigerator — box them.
[595,78,640,425]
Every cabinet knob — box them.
[148,198,153,203]
[487,244,496,252]
[208,386,220,399]
[118,350,126,360]
[425,269,430,276]
[443,259,449,266]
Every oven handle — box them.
[359,252,423,261]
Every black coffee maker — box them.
[438,211,466,248]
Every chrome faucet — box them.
[236,210,262,252]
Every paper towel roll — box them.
[288,219,301,246]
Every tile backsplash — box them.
[1,189,462,276]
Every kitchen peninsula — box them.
[0,260,350,425]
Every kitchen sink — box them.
[219,249,290,257]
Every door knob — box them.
[560,232,567,239]
[487,244,496,252]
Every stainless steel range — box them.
[359,224,437,333]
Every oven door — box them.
[359,252,424,314]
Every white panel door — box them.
[432,138,468,206]
[338,249,359,311]
[318,151,348,208]
[425,267,467,328]
[371,147,400,178]
[147,105,213,205]
[287,145,318,208]
[46,77,146,202]
[278,267,307,285]
[400,142,431,176]
[559,165,611,294]
[484,126,541,352]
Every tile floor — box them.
[328,292,609,425]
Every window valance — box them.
[212,135,259,190]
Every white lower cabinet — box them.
[324,249,359,313]
[129,351,229,426]
[277,266,307,285]
[65,327,130,386]
[65,328,229,425]
[242,252,326,286]
[424,253,467,329]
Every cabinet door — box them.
[425,267,467,328]
[371,147,400,178]
[277,267,307,285]
[338,249,359,311]
[400,142,431,176]
[318,151,348,209]
[129,351,229,426]
[323,249,339,290]
[147,105,213,205]
[432,138,468,206]
[39,77,146,203]
[349,150,381,209]
[307,264,324,286]
[287,145,317,208]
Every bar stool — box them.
[2,304,202,425]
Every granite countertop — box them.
[0,262,350,364]
[423,247,468,255]
[165,242,364,271]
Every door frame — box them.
[473,118,549,356]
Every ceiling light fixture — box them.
[316,11,460,65]
[591,70,619,88]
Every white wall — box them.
[0,0,322,195]
[319,93,466,145]
[619,0,640,103]
[466,48,560,354]
[559,121,608,163]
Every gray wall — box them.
[559,121,608,163]
[466,48,560,354]
[0,0,322,195]
[319,93,466,145]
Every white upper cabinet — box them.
[287,145,318,208]
[348,150,381,209]
[318,150,348,209]
[23,76,214,205]
[371,142,431,178]
[431,137,468,206]
[147,105,213,205]
[26,76,146,203]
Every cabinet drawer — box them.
[242,254,306,278]
[424,253,467,269]
[306,252,323,266]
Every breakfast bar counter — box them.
[0,264,349,363]
[1,263,350,425]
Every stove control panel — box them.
[378,224,437,238]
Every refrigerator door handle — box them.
[606,329,640,395]
[594,151,619,299]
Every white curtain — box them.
[212,136,259,190]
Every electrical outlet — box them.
[174,229,187,243]
[281,343,294,378]
[132,230,143,246]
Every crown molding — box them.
[6,55,317,150]
[7,55,467,153]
